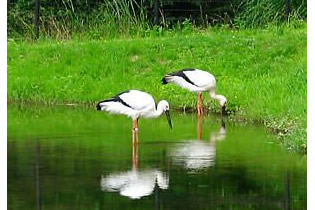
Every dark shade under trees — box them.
[7,0,307,39]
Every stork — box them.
[96,90,172,143]
[162,68,227,115]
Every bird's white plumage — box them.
[119,90,156,111]
[165,76,201,92]
[165,69,216,93]
[183,69,216,89]
[98,90,166,119]
[99,101,137,118]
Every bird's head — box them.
[159,100,170,112]
[157,100,172,129]
[218,96,227,115]
[219,96,227,107]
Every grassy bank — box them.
[7,24,307,153]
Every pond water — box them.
[7,106,306,210]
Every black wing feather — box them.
[96,90,132,110]
[161,68,198,86]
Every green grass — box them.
[235,0,307,28]
[7,24,307,153]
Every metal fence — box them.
[153,0,235,24]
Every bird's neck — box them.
[152,104,164,118]
[209,89,224,102]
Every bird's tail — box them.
[96,98,115,111]
[161,77,168,84]
[96,102,102,111]
[161,75,171,85]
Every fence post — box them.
[34,0,40,39]
[285,0,290,21]
[199,4,204,25]
[154,0,159,25]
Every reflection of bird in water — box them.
[101,169,169,199]
[169,116,226,172]
[101,133,169,199]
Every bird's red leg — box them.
[132,133,135,145]
[132,119,137,145]
[131,119,139,145]
[132,132,135,145]
[136,118,139,130]
[135,141,139,169]
[197,93,204,116]
[200,93,204,115]
[132,143,138,171]
[136,118,139,145]
[132,129,139,170]
[197,94,200,115]
[132,119,139,131]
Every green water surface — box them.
[7,106,306,210]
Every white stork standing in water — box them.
[162,68,227,115]
[96,90,172,143]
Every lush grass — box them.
[235,0,307,28]
[7,24,307,153]
[8,0,307,40]
[8,0,150,40]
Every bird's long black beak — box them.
[221,104,227,116]
[221,118,226,129]
[165,110,173,129]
